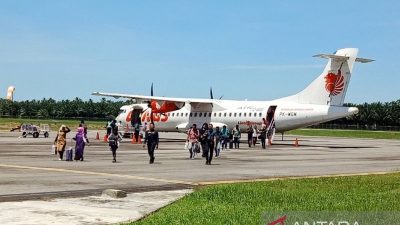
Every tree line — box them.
[0,98,131,120]
[0,98,399,127]
[336,100,400,127]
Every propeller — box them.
[210,87,223,100]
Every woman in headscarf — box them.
[74,127,87,161]
[54,125,71,160]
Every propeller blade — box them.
[210,87,214,99]
[151,83,154,96]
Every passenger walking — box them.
[252,125,258,147]
[221,125,229,150]
[233,125,241,149]
[54,125,71,160]
[143,123,159,164]
[79,120,89,143]
[199,123,208,157]
[108,127,122,163]
[187,124,200,159]
[106,119,113,136]
[204,124,215,165]
[110,119,117,132]
[259,124,267,149]
[247,125,253,147]
[74,127,87,161]
[214,126,223,157]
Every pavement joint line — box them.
[0,163,196,186]
[196,171,400,185]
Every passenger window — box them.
[172,113,175,117]
[259,113,262,117]
[199,112,203,117]
[219,113,222,117]
[181,113,183,117]
[244,113,247,117]
[239,113,242,117]
[229,113,232,117]
[185,113,188,117]
[213,113,216,117]
[194,113,197,117]
[190,113,192,117]
[208,112,211,117]
[234,113,237,117]
[224,113,227,117]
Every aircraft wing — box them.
[92,92,214,104]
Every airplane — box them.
[93,48,373,142]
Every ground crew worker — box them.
[143,123,159,164]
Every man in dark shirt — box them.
[143,123,159,164]
[205,124,215,165]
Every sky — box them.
[0,1,399,103]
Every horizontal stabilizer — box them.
[313,54,349,61]
[313,54,374,63]
[355,57,374,63]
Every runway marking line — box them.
[1,163,398,187]
[0,163,195,186]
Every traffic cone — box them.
[294,138,299,147]
[103,134,108,142]
[96,132,100,140]
[138,135,142,144]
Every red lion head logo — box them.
[324,64,344,96]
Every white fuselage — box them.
[115,99,358,134]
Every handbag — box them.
[51,144,56,155]
[195,143,201,153]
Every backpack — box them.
[108,135,118,147]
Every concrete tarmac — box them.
[1,131,399,201]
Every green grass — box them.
[130,173,400,225]
[287,128,400,140]
[0,118,106,131]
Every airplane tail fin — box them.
[281,48,373,106]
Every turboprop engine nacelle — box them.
[150,100,182,113]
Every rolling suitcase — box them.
[65,147,73,161]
